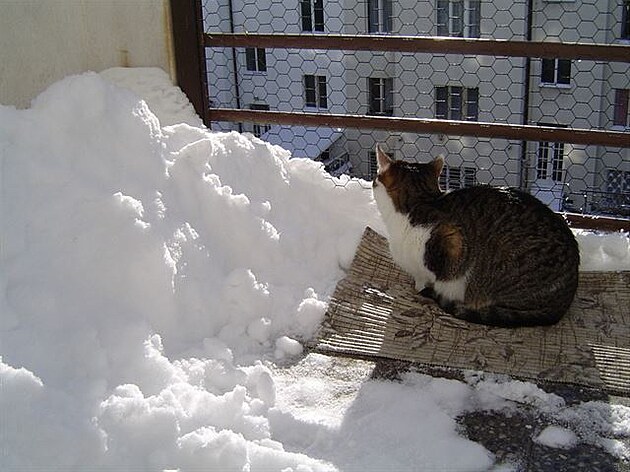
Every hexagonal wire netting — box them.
[202,0,630,218]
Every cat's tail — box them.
[449,304,565,328]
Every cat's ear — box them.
[376,144,393,174]
[432,155,445,179]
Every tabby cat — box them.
[372,145,580,327]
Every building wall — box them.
[525,0,630,210]
[0,0,175,109]
[341,0,528,185]
[203,0,629,213]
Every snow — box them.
[534,426,579,449]
[1,67,629,471]
[574,229,630,271]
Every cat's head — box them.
[372,145,444,215]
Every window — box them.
[604,169,630,216]
[301,0,324,32]
[368,78,394,115]
[368,150,378,179]
[447,167,461,189]
[319,152,351,176]
[245,48,266,72]
[541,59,571,86]
[368,0,392,33]
[607,169,630,193]
[439,165,477,191]
[536,141,565,182]
[614,89,629,127]
[368,149,393,179]
[622,0,630,39]
[536,124,566,182]
[304,75,328,109]
[249,103,271,137]
[464,166,476,188]
[435,86,479,121]
[437,0,481,38]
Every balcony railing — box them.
[205,33,630,148]
[169,1,630,231]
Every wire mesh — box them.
[202,0,630,219]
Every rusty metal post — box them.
[170,0,210,126]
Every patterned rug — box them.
[311,227,630,396]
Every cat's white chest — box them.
[373,184,436,290]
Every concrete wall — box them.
[0,0,175,108]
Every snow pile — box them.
[534,426,579,449]
[1,69,629,470]
[100,67,204,127]
[0,71,378,470]
[575,229,630,271]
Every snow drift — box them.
[1,69,628,471]
[0,70,381,470]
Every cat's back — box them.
[406,183,579,272]
[431,185,573,241]
[436,185,548,215]
[433,185,578,296]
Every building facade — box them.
[204,0,630,216]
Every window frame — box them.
[304,74,328,109]
[435,86,479,121]
[464,166,477,188]
[622,0,630,40]
[368,150,378,180]
[439,165,478,191]
[301,0,325,32]
[536,141,565,182]
[368,77,394,116]
[368,149,394,179]
[536,123,567,183]
[245,47,267,73]
[436,0,481,38]
[540,58,572,87]
[367,0,393,33]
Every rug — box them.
[311,227,630,396]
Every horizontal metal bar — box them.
[208,108,630,148]
[564,213,630,232]
[205,33,630,62]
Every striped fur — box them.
[372,145,579,327]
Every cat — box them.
[372,145,580,327]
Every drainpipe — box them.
[519,0,534,191]
[228,0,243,132]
